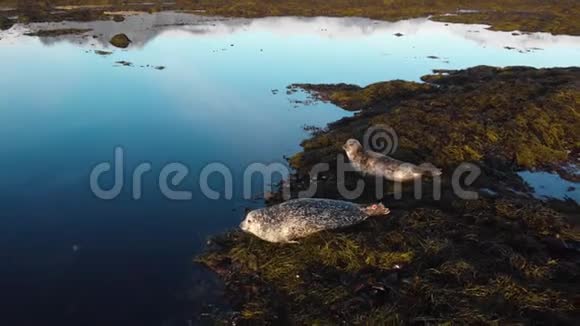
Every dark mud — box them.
[196,66,580,323]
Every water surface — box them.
[1,12,579,325]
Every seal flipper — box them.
[415,163,442,176]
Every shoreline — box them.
[0,1,579,35]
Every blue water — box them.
[1,13,579,325]
[518,171,580,203]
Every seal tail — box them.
[416,163,442,176]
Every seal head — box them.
[239,209,276,242]
[343,138,364,161]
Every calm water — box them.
[1,12,579,325]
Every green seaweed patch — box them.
[290,81,433,111]
[290,66,580,176]
[198,198,580,324]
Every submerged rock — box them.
[109,33,132,48]
[24,28,92,37]
[115,60,133,67]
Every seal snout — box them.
[240,210,256,232]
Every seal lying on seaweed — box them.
[343,139,442,181]
[240,198,390,243]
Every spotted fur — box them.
[240,198,389,243]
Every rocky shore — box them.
[196,66,580,324]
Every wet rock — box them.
[393,32,404,37]
[112,15,125,23]
[0,15,14,31]
[109,33,132,48]
[427,55,440,59]
[154,66,165,70]
[94,50,112,56]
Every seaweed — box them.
[290,66,580,174]
[198,198,580,324]
[195,65,580,323]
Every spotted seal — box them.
[240,198,390,243]
[343,139,442,181]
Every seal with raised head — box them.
[240,198,390,243]
[343,139,442,182]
